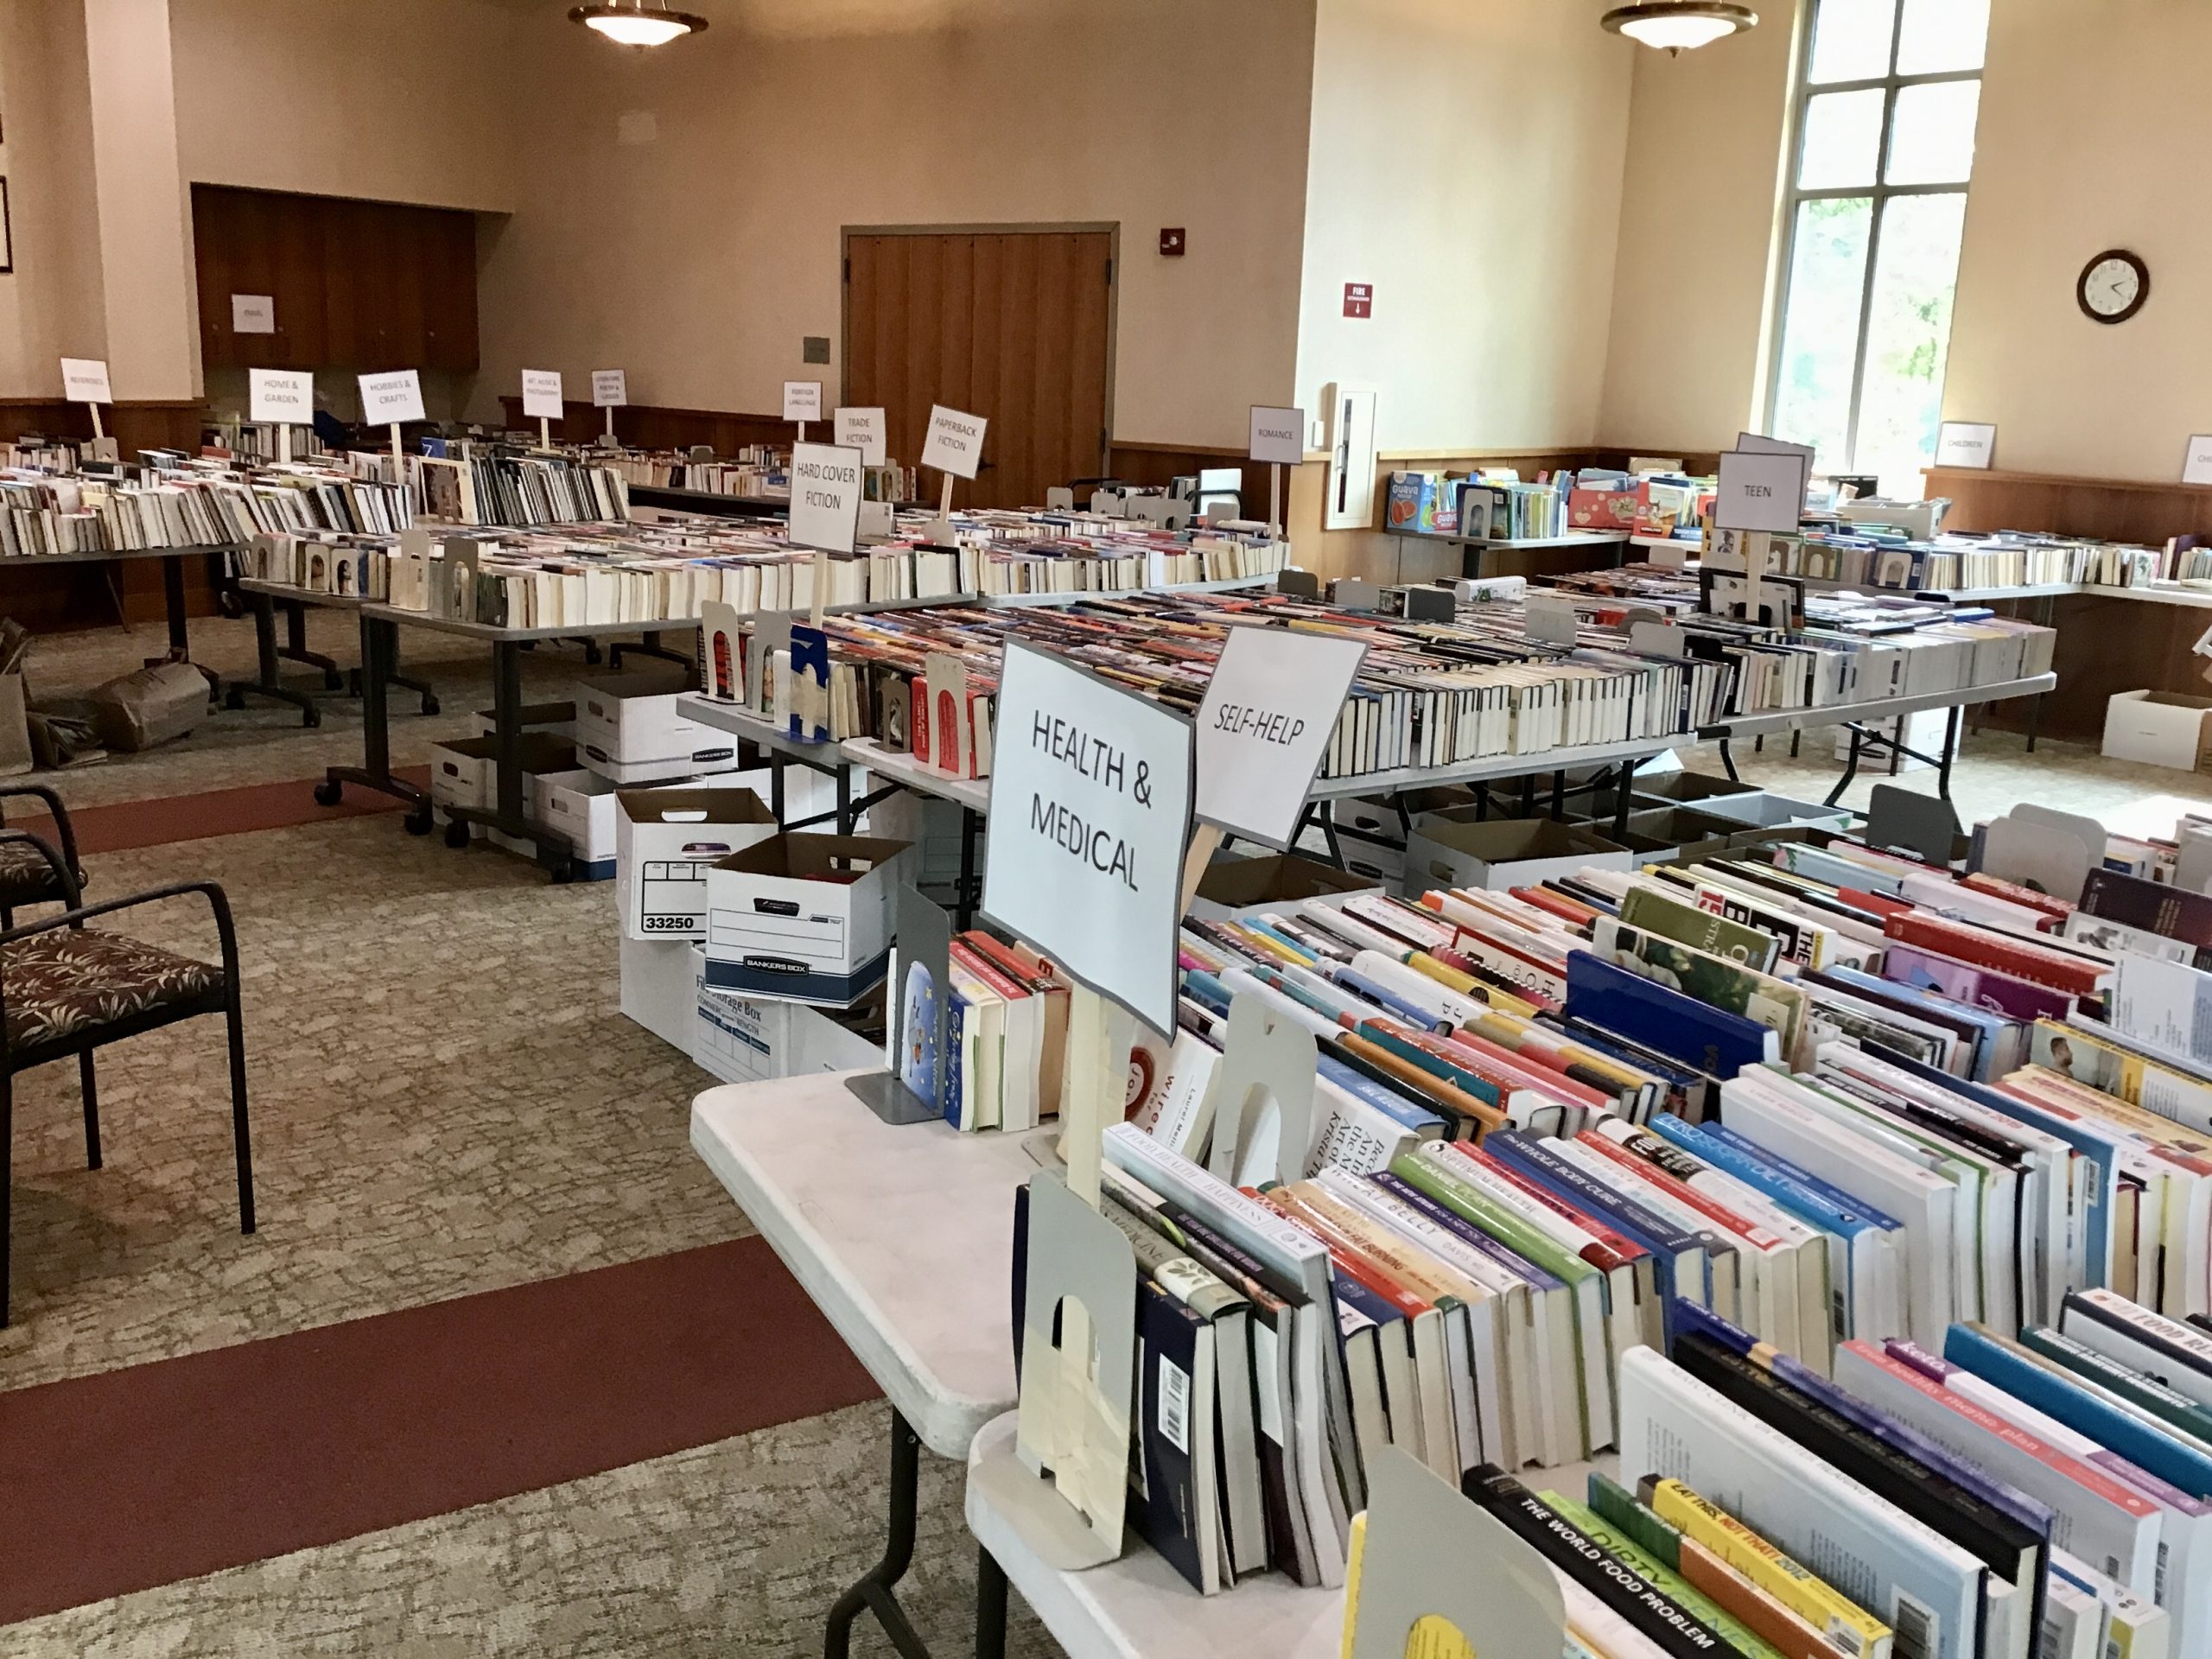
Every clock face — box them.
[2080,250,2149,323]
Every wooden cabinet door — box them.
[422,209,479,372]
[845,227,1113,511]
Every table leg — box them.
[1318,800,1345,869]
[1548,769,1566,822]
[1938,704,1961,803]
[1717,738,1740,783]
[162,555,190,658]
[492,639,525,833]
[824,1408,931,1659]
[281,601,344,690]
[1825,725,1865,809]
[225,590,321,726]
[974,1546,1008,1659]
[317,614,428,826]
[1612,757,1639,841]
[837,762,854,836]
[957,807,979,931]
[772,755,787,826]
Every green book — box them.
[1619,884,1781,974]
[1541,1489,1786,1659]
[2018,1322,2212,1446]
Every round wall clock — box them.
[2078,249,2150,324]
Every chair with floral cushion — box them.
[0,784,87,925]
[0,830,254,1325]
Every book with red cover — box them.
[1962,870,2072,924]
[1883,910,2105,997]
[1573,1128,1784,1254]
[1838,886,1913,921]
[1448,1142,1653,1274]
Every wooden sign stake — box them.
[796,420,807,445]
[1269,461,1282,537]
[89,404,105,442]
[810,550,827,627]
[277,423,292,466]
[1179,823,1224,916]
[604,404,615,442]
[539,415,552,450]
[389,421,403,481]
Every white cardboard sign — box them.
[358,370,425,425]
[231,294,275,334]
[1525,592,1581,646]
[248,368,312,425]
[782,380,823,423]
[982,639,1193,1035]
[858,499,895,537]
[1195,626,1365,849]
[521,369,564,420]
[922,404,988,480]
[1248,404,1305,464]
[60,357,111,404]
[1735,430,1815,461]
[1935,421,1997,470]
[834,405,887,467]
[788,441,865,556]
[2183,435,2212,486]
[1715,448,1809,533]
[591,368,628,408]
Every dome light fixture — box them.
[1600,3,1757,54]
[569,1,707,48]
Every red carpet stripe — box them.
[7,766,432,855]
[0,1237,880,1623]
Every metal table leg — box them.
[1549,770,1567,822]
[772,755,787,825]
[280,600,344,690]
[162,554,190,658]
[226,588,322,726]
[836,763,854,836]
[1317,800,1345,868]
[1938,704,1961,803]
[443,639,528,849]
[824,1408,931,1659]
[975,1547,1008,1659]
[1612,758,1639,842]
[1824,725,1865,809]
[957,808,979,930]
[316,614,429,828]
[1717,738,1740,783]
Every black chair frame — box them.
[0,831,254,1326]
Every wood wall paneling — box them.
[845,228,1111,511]
[191,185,479,374]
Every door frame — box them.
[839,221,1121,476]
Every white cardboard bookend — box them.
[2012,803,2108,877]
[1206,992,1319,1189]
[746,612,795,711]
[1004,1168,1136,1569]
[921,652,973,778]
[1981,812,2093,903]
[1057,983,1133,1206]
[699,601,743,701]
[440,539,483,623]
[2178,828,2212,896]
[1347,1447,1565,1659]
[848,884,954,1127]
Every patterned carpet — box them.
[0,610,1057,1657]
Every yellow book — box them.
[1407,951,1540,1020]
[1646,1478,1893,1659]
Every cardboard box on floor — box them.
[2102,690,2212,771]
[702,832,915,1006]
[1402,812,1634,893]
[1187,851,1381,922]
[429,733,575,817]
[533,769,620,873]
[690,944,886,1084]
[575,662,743,785]
[616,785,779,940]
[620,933,696,1053]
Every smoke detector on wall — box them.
[1599,3,1756,54]
[570,1,708,48]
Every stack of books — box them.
[596,443,916,505]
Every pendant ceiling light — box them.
[569,0,708,48]
[1600,3,1757,54]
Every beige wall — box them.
[472,0,1313,445]
[0,0,105,400]
[168,0,524,213]
[1596,13,1799,453]
[1941,0,2212,480]
[1294,0,1632,457]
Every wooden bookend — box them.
[1205,991,1319,1190]
[847,883,953,1127]
[1346,1447,1564,1659]
[999,1167,1136,1569]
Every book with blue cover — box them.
[1565,950,1780,1078]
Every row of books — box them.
[414,452,629,528]
[0,461,416,556]
[594,442,918,505]
[1697,524,2171,595]
[1386,471,1571,541]
[978,781,2212,1622]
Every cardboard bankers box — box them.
[703,832,915,1007]
[618,786,779,940]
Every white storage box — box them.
[690,944,887,1084]
[616,785,780,941]
[2103,690,2212,771]
[575,665,744,785]
[1695,790,1856,833]
[474,700,575,741]
[429,736,497,815]
[620,933,697,1055]
[533,768,620,873]
[702,832,915,1006]
[1401,814,1634,893]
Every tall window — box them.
[1767,0,1989,495]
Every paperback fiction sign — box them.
[789,442,865,555]
[922,404,988,479]
[982,641,1193,1035]
[1194,626,1365,848]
